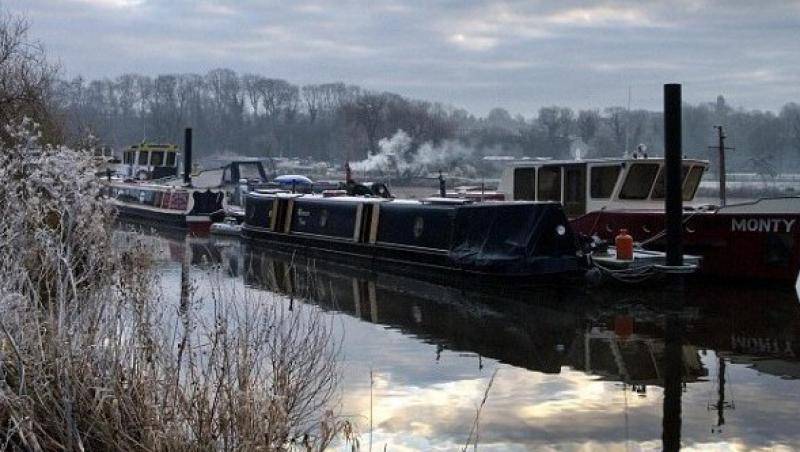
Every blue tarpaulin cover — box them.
[449,203,579,274]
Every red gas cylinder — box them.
[614,315,634,338]
[615,229,634,260]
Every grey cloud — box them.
[6,0,800,116]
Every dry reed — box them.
[0,122,356,451]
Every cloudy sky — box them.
[6,0,800,116]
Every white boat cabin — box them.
[122,143,179,180]
[497,157,709,217]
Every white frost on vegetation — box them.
[0,120,351,450]
[0,118,116,299]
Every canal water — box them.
[133,228,800,451]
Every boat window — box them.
[619,163,659,199]
[651,165,691,200]
[590,166,621,199]
[137,151,149,165]
[165,152,176,166]
[537,166,561,202]
[683,165,704,201]
[513,167,536,200]
[123,151,133,164]
[150,151,164,166]
[564,167,584,203]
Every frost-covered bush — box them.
[0,121,350,451]
[0,119,116,305]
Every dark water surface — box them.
[133,228,800,451]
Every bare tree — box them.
[302,84,323,124]
[604,106,627,153]
[0,10,58,140]
[347,92,388,156]
[780,102,800,155]
[242,73,263,117]
[577,109,599,145]
[537,106,574,158]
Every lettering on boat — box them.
[731,335,795,357]
[296,208,311,226]
[731,218,796,233]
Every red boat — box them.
[497,156,800,282]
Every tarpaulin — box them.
[449,203,579,274]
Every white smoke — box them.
[350,129,478,179]
[349,129,412,174]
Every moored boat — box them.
[241,193,583,281]
[107,182,225,235]
[105,130,257,235]
[497,155,800,282]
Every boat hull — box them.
[108,185,225,236]
[242,195,583,281]
[572,209,800,281]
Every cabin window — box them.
[124,151,133,164]
[513,167,536,200]
[564,167,585,203]
[683,166,704,201]
[165,152,176,166]
[137,151,149,165]
[537,166,562,202]
[619,163,660,200]
[590,166,621,199]
[150,151,164,166]
[651,165,691,200]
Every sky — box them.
[6,0,800,116]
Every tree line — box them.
[50,70,800,175]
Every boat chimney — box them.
[664,84,683,267]
[183,128,193,187]
[438,170,446,198]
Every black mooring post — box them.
[661,312,684,452]
[183,128,193,186]
[664,84,683,267]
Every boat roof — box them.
[505,157,709,167]
[124,143,178,151]
[204,157,266,165]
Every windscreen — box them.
[619,163,659,199]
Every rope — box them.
[589,255,662,284]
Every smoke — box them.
[350,130,478,179]
[349,129,412,174]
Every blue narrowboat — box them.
[241,193,583,280]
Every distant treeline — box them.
[51,69,800,174]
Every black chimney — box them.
[183,128,193,186]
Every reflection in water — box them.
[136,229,800,450]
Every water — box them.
[133,228,800,450]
